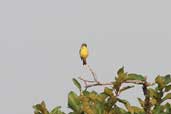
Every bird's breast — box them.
[80,48,88,58]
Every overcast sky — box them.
[0,0,171,114]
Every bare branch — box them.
[79,65,152,90]
[78,76,112,89]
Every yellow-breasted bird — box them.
[79,43,88,65]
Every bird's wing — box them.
[79,48,82,59]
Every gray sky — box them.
[0,0,171,114]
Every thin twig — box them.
[87,65,99,82]
[78,76,96,83]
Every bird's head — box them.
[81,43,87,47]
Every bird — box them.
[79,43,89,65]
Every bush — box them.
[33,67,171,114]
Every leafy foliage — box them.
[33,67,171,114]
[33,101,65,114]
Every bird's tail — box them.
[83,59,87,65]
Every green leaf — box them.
[155,76,165,89]
[117,98,128,104]
[50,106,65,114]
[162,93,171,102]
[165,85,171,92]
[117,98,134,113]
[68,91,81,112]
[82,90,90,96]
[148,88,158,98]
[94,102,105,114]
[164,103,171,113]
[117,66,124,75]
[131,106,144,113]
[110,106,127,114]
[88,92,97,101]
[72,78,81,92]
[152,105,165,114]
[119,85,134,93]
[116,67,127,82]
[127,73,145,81]
[151,98,157,105]
[164,74,171,84]
[104,87,113,96]
[33,101,49,114]
[97,93,108,102]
